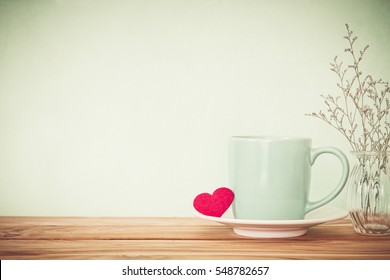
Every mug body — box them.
[229,136,312,220]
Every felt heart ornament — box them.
[193,187,234,217]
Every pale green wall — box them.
[0,0,389,216]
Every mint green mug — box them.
[229,136,349,220]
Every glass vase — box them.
[348,151,390,235]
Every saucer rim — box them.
[193,205,348,226]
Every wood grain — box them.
[0,217,389,259]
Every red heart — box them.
[193,187,234,217]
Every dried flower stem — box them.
[307,24,390,152]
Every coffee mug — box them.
[229,136,349,220]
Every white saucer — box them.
[194,205,348,238]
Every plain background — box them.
[0,0,389,216]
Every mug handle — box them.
[305,147,349,214]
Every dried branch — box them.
[307,24,390,152]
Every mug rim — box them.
[230,135,311,141]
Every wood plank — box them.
[0,217,360,240]
[1,239,389,260]
[1,217,390,260]
[0,217,234,240]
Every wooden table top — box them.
[0,216,389,260]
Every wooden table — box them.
[0,216,389,259]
